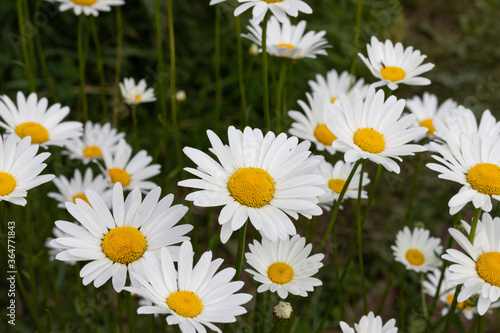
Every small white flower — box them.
[49,0,124,17]
[273,301,293,321]
[234,0,312,23]
[46,227,76,265]
[119,78,156,106]
[339,312,398,333]
[308,69,369,105]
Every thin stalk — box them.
[35,2,56,101]
[214,6,222,133]
[404,153,422,225]
[90,17,108,119]
[78,15,88,121]
[261,12,271,131]
[427,234,454,319]
[113,7,123,128]
[234,13,248,127]
[16,270,46,332]
[477,315,484,333]
[356,160,368,314]
[349,0,363,75]
[332,224,345,320]
[127,292,136,333]
[361,164,383,229]
[132,104,140,150]
[234,222,248,280]
[469,208,482,243]
[23,0,38,89]
[275,60,287,133]
[399,269,408,332]
[17,0,36,91]
[420,272,429,320]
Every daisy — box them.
[178,126,325,243]
[125,241,252,332]
[102,139,161,192]
[339,312,398,333]
[442,212,500,315]
[427,133,500,214]
[245,234,324,299]
[0,92,83,147]
[45,227,76,265]
[0,135,54,206]
[288,92,340,154]
[273,301,293,321]
[242,16,329,59]
[119,78,157,106]
[391,226,442,273]
[234,0,312,23]
[48,168,111,209]
[327,87,427,174]
[405,92,457,140]
[50,183,193,292]
[317,159,370,209]
[49,0,124,17]
[65,121,125,164]
[308,69,369,105]
[358,36,435,90]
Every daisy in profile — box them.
[45,227,76,265]
[339,312,398,333]
[50,183,193,292]
[245,235,324,299]
[427,133,500,214]
[48,168,111,209]
[0,92,82,147]
[242,16,329,59]
[0,135,54,206]
[308,69,369,105]
[65,121,125,164]
[405,92,457,140]
[119,78,156,106]
[125,241,252,332]
[391,226,442,273]
[327,87,427,174]
[50,0,124,16]
[102,139,161,192]
[234,0,312,23]
[179,126,325,243]
[288,92,340,154]
[358,36,435,90]
[442,213,500,315]
[317,160,370,209]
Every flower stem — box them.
[469,208,482,243]
[420,272,429,320]
[356,160,368,314]
[234,12,248,127]
[399,269,408,331]
[17,0,36,91]
[349,0,363,75]
[35,0,56,101]
[477,315,484,333]
[234,222,248,280]
[127,291,136,333]
[132,104,140,150]
[90,16,108,119]
[78,15,88,121]
[275,60,288,133]
[261,12,271,131]
[113,7,123,128]
[404,152,422,225]
[214,6,222,133]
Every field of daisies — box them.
[2,0,500,332]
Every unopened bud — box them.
[273,301,292,322]
[249,43,259,56]
[175,90,186,102]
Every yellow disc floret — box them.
[277,43,294,52]
[476,251,500,286]
[0,172,16,196]
[15,122,49,144]
[380,66,406,82]
[314,124,337,146]
[263,0,283,3]
[446,294,471,310]
[267,262,294,284]
[467,163,500,195]
[420,118,436,135]
[71,0,97,5]
[167,291,203,318]
[328,179,346,194]
[228,167,274,208]
[134,95,142,102]
[83,145,103,159]
[405,249,425,266]
[72,193,90,206]
[330,96,338,104]
[109,168,131,187]
[101,226,147,264]
[353,128,385,153]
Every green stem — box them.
[90,17,108,119]
[275,60,287,133]
[421,272,429,320]
[127,292,136,333]
[356,160,368,314]
[132,105,140,150]
[400,269,408,332]
[404,153,422,225]
[23,0,38,90]
[17,0,36,91]
[469,208,482,243]
[361,164,383,229]
[35,2,56,101]
[78,15,88,121]
[214,6,222,133]
[113,7,123,128]
[349,0,362,75]
[261,13,271,131]
[234,222,248,280]
[332,223,345,320]
[16,270,46,332]
[235,13,248,127]
[477,315,484,333]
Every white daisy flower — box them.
[427,133,500,214]
[317,159,370,210]
[358,36,435,90]
[102,139,161,192]
[339,312,398,333]
[209,0,226,5]
[391,226,442,273]
[65,121,125,164]
[327,87,427,174]
[125,241,252,333]
[0,92,83,147]
[442,213,500,315]
[234,0,312,23]
[242,16,329,59]
[288,92,340,154]
[119,78,157,106]
[405,92,457,140]
[308,69,369,105]
[0,135,54,206]
[178,126,325,243]
[48,168,111,209]
[50,0,124,17]
[245,234,324,299]
[45,227,76,265]
[50,183,193,292]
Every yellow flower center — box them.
[467,163,500,195]
[330,96,338,104]
[101,226,147,264]
[353,128,385,153]
[72,193,90,206]
[277,43,294,51]
[405,249,425,266]
[328,179,346,194]
[267,262,294,284]
[83,145,103,159]
[263,0,283,3]
[476,251,500,286]
[71,0,97,5]
[380,66,406,82]
[15,122,49,144]
[314,124,337,146]
[167,291,203,318]
[0,172,16,196]
[228,167,274,208]
[108,168,131,187]
[420,118,436,135]
[446,294,471,311]
[134,94,142,102]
